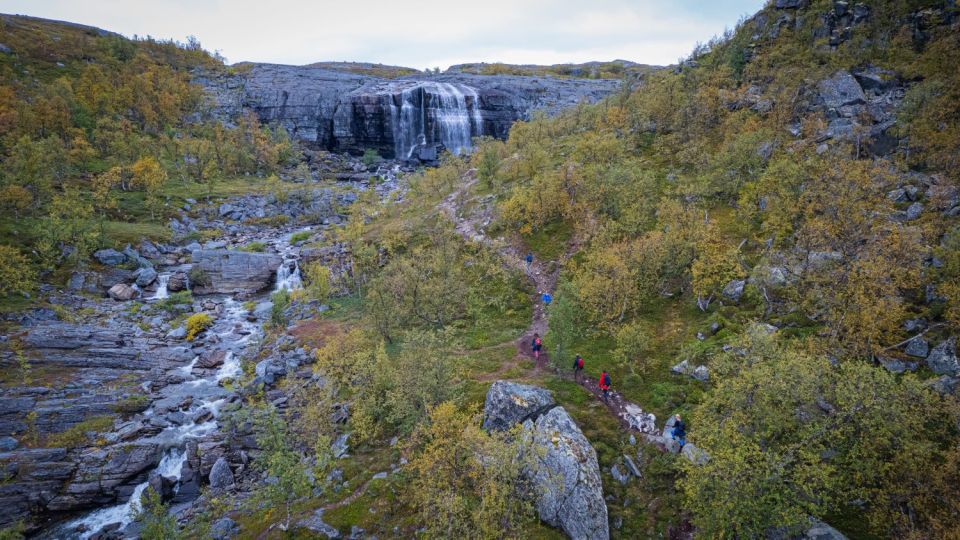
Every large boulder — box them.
[93,248,127,266]
[190,249,283,295]
[926,338,959,376]
[208,457,234,490]
[107,283,138,301]
[482,381,608,540]
[817,71,866,109]
[481,380,556,432]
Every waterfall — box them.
[69,449,187,539]
[392,82,484,159]
[151,273,170,300]
[275,261,302,292]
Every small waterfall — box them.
[392,82,484,159]
[69,449,187,539]
[151,273,170,301]
[275,261,302,292]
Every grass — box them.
[289,231,312,244]
[44,415,115,448]
[522,220,573,262]
[239,241,266,252]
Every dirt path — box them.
[439,173,662,438]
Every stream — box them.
[44,229,307,539]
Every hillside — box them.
[0,2,959,540]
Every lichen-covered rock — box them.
[927,338,959,376]
[524,407,609,540]
[482,381,608,539]
[482,381,555,432]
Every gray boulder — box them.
[190,249,283,295]
[481,380,556,432]
[167,272,189,292]
[774,0,808,8]
[681,443,710,466]
[524,407,609,540]
[208,457,234,489]
[210,517,239,540]
[296,509,341,538]
[906,202,923,221]
[926,338,959,376]
[134,267,158,287]
[94,249,126,266]
[904,337,929,358]
[722,279,746,302]
[483,381,608,539]
[107,283,138,301]
[818,71,866,109]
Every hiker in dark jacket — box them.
[572,355,584,380]
[531,333,543,360]
[671,414,686,448]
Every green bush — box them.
[154,290,193,312]
[270,289,290,327]
[187,267,211,288]
[239,241,266,252]
[289,231,312,244]
[45,415,114,448]
[361,148,381,167]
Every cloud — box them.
[2,0,765,68]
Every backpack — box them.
[577,358,584,369]
[534,337,542,347]
[603,373,611,387]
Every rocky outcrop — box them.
[482,381,608,540]
[190,249,283,295]
[198,64,621,158]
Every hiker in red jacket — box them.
[599,371,611,402]
[572,354,584,380]
[531,333,543,360]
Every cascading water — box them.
[275,261,302,292]
[391,82,484,159]
[152,273,170,300]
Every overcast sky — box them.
[3,0,766,69]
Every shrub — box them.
[154,290,193,312]
[289,231,312,244]
[239,241,266,252]
[303,261,332,303]
[113,394,150,414]
[0,245,37,298]
[361,148,381,167]
[270,289,290,327]
[185,313,213,341]
[187,267,211,288]
[45,415,114,448]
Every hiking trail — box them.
[439,172,665,440]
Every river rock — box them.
[190,249,283,295]
[134,267,158,287]
[167,272,189,292]
[208,457,234,489]
[107,283,138,301]
[196,350,228,369]
[482,381,608,540]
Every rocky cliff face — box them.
[197,64,621,158]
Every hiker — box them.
[572,354,584,380]
[532,333,543,360]
[525,252,533,270]
[599,371,611,402]
[671,414,686,448]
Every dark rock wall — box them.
[198,64,622,157]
